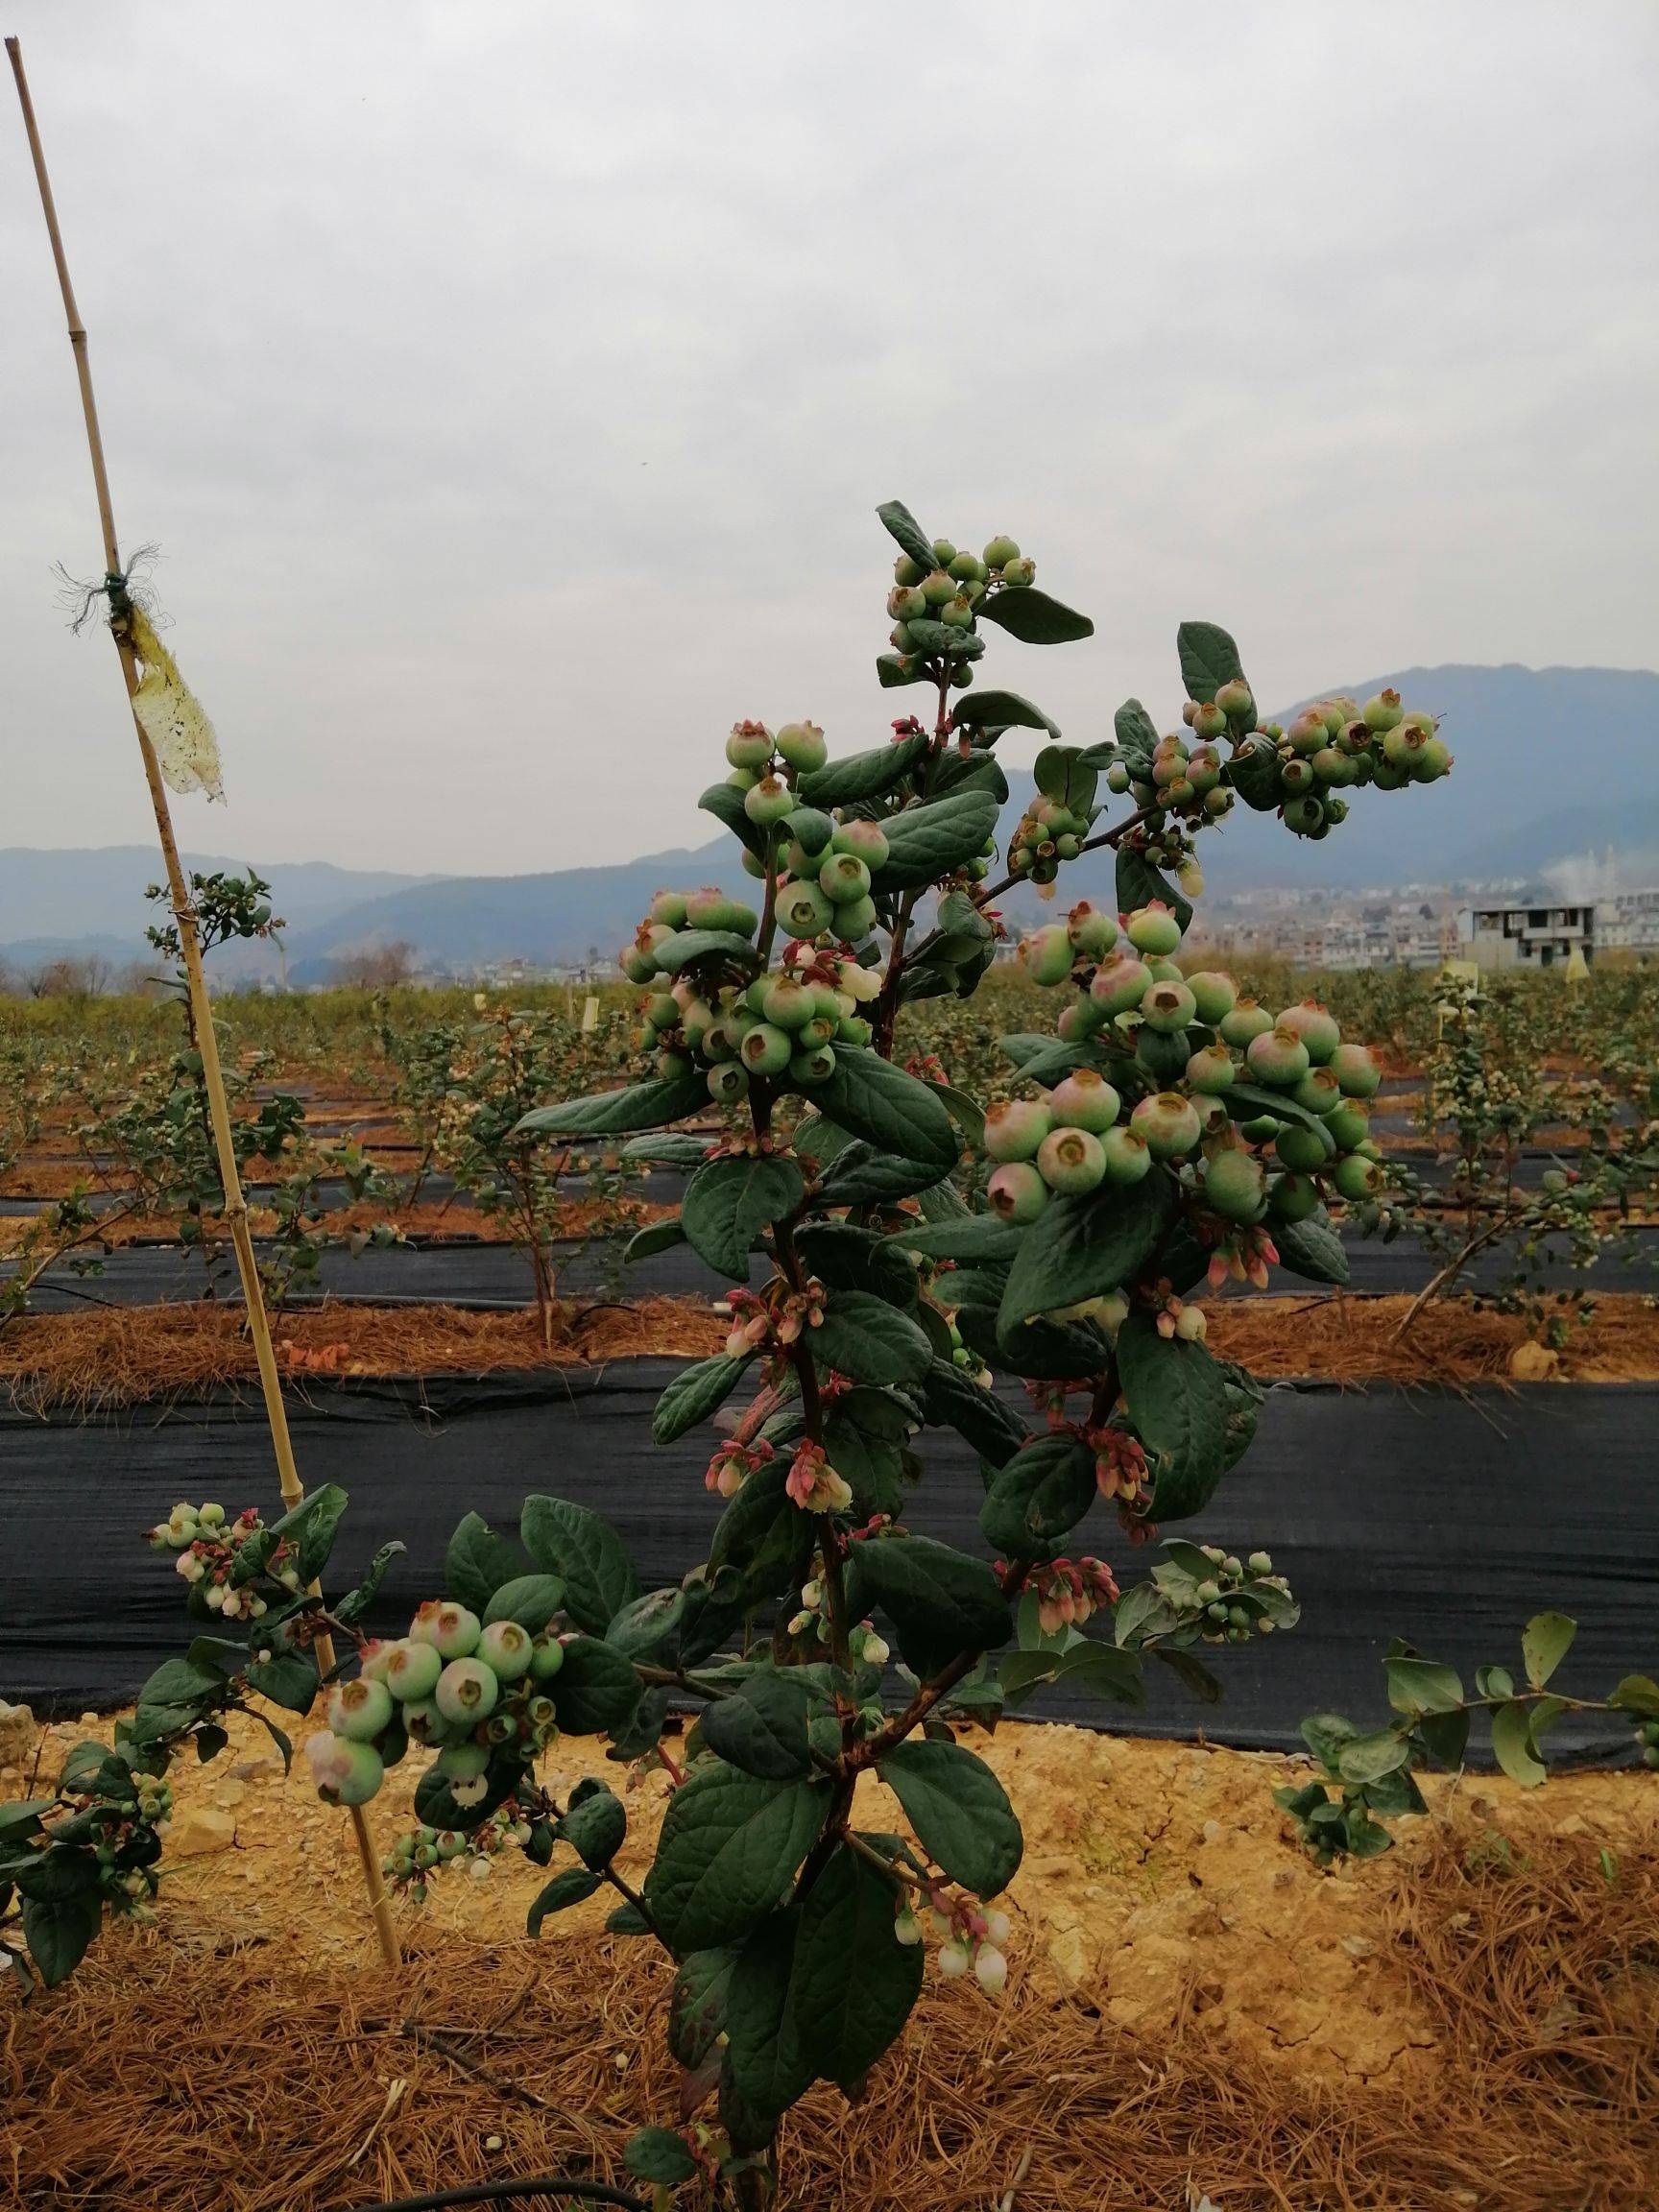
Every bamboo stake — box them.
[6,36,398,1969]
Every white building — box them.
[1457,902,1595,970]
[1599,888,1659,953]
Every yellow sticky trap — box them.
[125,606,225,803]
[582,995,600,1033]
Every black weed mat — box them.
[3,1366,1653,1759]
[13,1224,1659,1310]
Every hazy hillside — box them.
[6,666,1654,974]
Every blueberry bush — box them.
[6,504,1653,2206]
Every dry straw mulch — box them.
[3,1831,1654,2211]
[4,1293,1659,1415]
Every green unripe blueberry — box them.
[708,1061,750,1104]
[1273,1122,1329,1175]
[982,534,1020,568]
[1131,1092,1203,1159]
[647,893,687,931]
[1215,677,1254,721]
[1140,978,1197,1033]
[1058,998,1108,1043]
[318,1737,385,1808]
[1269,1171,1322,1224]
[1371,758,1411,792]
[1332,1153,1383,1203]
[1291,1068,1343,1118]
[1097,1125,1152,1185]
[435,1741,491,1782]
[1107,761,1131,793]
[940,593,975,630]
[1311,746,1357,787]
[1284,794,1326,836]
[1191,701,1227,741]
[399,1699,459,1747]
[1246,1025,1312,1088]
[949,549,986,582]
[1091,953,1152,1016]
[894,553,924,588]
[411,1600,482,1660]
[618,946,654,985]
[1048,1070,1121,1133]
[1330,1043,1382,1098]
[1412,736,1453,781]
[1000,555,1037,587]
[776,720,828,773]
[1325,1101,1371,1150]
[1186,972,1238,1025]
[642,992,678,1033]
[788,806,835,858]
[921,568,957,608]
[328,1676,395,1743]
[888,584,927,624]
[831,818,889,869]
[1036,1125,1107,1195]
[745,775,797,827]
[1020,924,1074,987]
[984,1097,1053,1163]
[987,1161,1048,1222]
[837,1014,872,1047]
[930,537,956,565]
[1362,688,1405,732]
[1240,1114,1282,1145]
[1274,1001,1341,1064]
[819,852,871,904]
[1186,1044,1237,1094]
[1125,903,1184,955]
[1205,1148,1266,1222]
[762,977,819,1031]
[1219,998,1275,1049]
[836,894,878,940]
[726,725,773,773]
[789,1045,836,1086]
[477,1621,534,1682]
[798,1015,835,1049]
[739,1022,792,1077]
[435,1657,499,1725]
[655,1048,693,1081]
[529,1635,565,1681]
[1067,902,1118,958]
[1137,1024,1194,1085]
[1286,709,1329,756]
[385,1640,444,1702]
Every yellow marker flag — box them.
[125,605,225,803]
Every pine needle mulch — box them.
[3,1830,1654,2211]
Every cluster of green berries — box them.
[895,1890,1012,1995]
[303,1597,566,1813]
[1181,1545,1289,1647]
[1228,688,1452,841]
[1636,1719,1659,1772]
[998,899,1388,1243]
[380,1804,533,1900]
[148,1501,301,1622]
[1007,785,1106,887]
[79,1765,174,1911]
[625,872,886,1105]
[880,531,1036,689]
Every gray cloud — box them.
[4,0,1655,873]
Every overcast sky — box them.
[4,2,1656,877]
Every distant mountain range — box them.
[4,664,1654,978]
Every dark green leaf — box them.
[335,1539,404,1628]
[266,1484,349,1583]
[725,1912,813,2121]
[1608,1674,1659,1719]
[521,1495,639,1633]
[1176,620,1245,704]
[876,498,937,573]
[1272,1209,1349,1286]
[527,1864,603,1934]
[797,729,930,807]
[1033,744,1098,814]
[979,1433,1096,1554]
[882,1214,1022,1263]
[548,1636,643,1737]
[650,929,763,977]
[1222,1085,1337,1160]
[1522,1611,1576,1691]
[624,2128,697,2186]
[817,1142,949,1207]
[950,687,1060,740]
[625,1214,685,1265]
[682,1154,804,1281]
[998,1173,1176,1335]
[1112,698,1160,769]
[644,1768,830,1955]
[709,1459,813,1608]
[816,1046,959,1171]
[652,1352,751,1447]
[555,1784,626,1869]
[242,1647,322,1715]
[1116,844,1191,933]
[870,791,1000,893]
[1336,1729,1413,1786]
[790,1842,923,2090]
[20,1893,102,1988]
[483,1573,565,1634]
[701,1671,815,1780]
[1116,1313,1228,1520]
[668,1944,739,2066]
[812,1291,933,1387]
[1384,1657,1466,1717]
[793,1221,918,1304]
[699,778,771,860]
[919,1358,1029,1469]
[879,1740,1022,1895]
[515,1070,710,1141]
[445,1511,526,1613]
[1491,1700,1548,1787]
[976,587,1094,644]
[855,1535,1012,1678]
